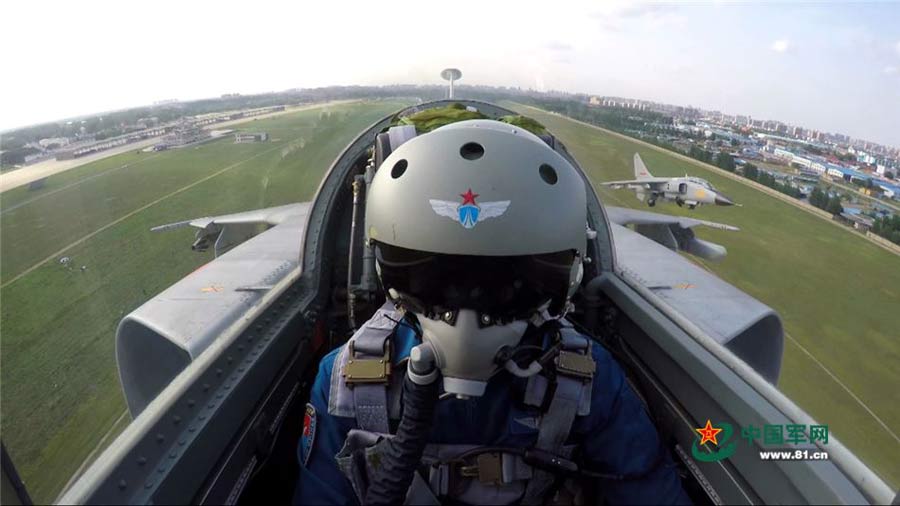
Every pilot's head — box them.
[366,119,587,397]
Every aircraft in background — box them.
[23,100,889,506]
[602,153,738,209]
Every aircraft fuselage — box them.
[648,178,734,209]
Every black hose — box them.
[582,274,607,333]
[364,372,440,505]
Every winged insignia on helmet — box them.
[429,188,510,229]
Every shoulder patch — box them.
[301,403,317,466]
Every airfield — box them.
[1,100,897,502]
[0,100,411,502]
[0,101,355,193]
[505,102,900,488]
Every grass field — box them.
[0,100,410,503]
[2,99,897,502]
[506,103,900,487]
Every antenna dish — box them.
[440,68,462,99]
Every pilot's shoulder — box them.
[588,340,615,367]
[313,345,345,392]
[587,340,627,393]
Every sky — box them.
[2,0,899,147]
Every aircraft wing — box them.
[606,206,739,231]
[119,202,311,415]
[151,203,306,230]
[151,203,310,257]
[605,206,738,261]
[600,177,670,189]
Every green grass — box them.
[0,100,411,503]
[506,102,900,487]
[3,99,896,501]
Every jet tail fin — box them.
[634,153,653,180]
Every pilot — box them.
[294,120,690,505]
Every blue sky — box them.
[573,3,900,146]
[1,1,898,147]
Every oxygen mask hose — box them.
[365,344,440,506]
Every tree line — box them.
[808,186,844,215]
[741,163,805,199]
[871,215,900,245]
[525,98,673,136]
[685,147,805,200]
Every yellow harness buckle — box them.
[459,452,503,485]
[555,350,596,380]
[343,341,391,384]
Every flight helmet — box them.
[365,119,587,396]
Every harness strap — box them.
[427,451,535,495]
[332,316,598,505]
[522,327,595,505]
[352,381,390,434]
[328,302,399,433]
[523,325,594,416]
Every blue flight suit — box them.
[295,321,690,505]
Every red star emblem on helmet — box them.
[460,188,479,206]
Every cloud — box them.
[544,41,574,52]
[832,25,875,50]
[771,39,790,53]
[884,65,898,75]
[613,3,675,19]
[895,40,900,56]
[589,2,684,31]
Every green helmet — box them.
[366,119,587,320]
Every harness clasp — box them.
[458,452,504,485]
[343,341,391,384]
[554,350,595,380]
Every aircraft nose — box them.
[715,194,735,206]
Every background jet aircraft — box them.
[43,101,892,506]
[603,153,737,209]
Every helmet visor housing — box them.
[375,242,575,320]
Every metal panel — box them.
[610,222,783,383]
[59,105,401,504]
[116,207,309,416]
[59,100,892,506]
[600,273,891,504]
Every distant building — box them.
[798,168,821,178]
[875,181,900,200]
[838,212,874,232]
[672,140,693,154]
[56,125,168,160]
[38,137,70,148]
[859,187,879,197]
[161,121,208,148]
[235,132,269,143]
